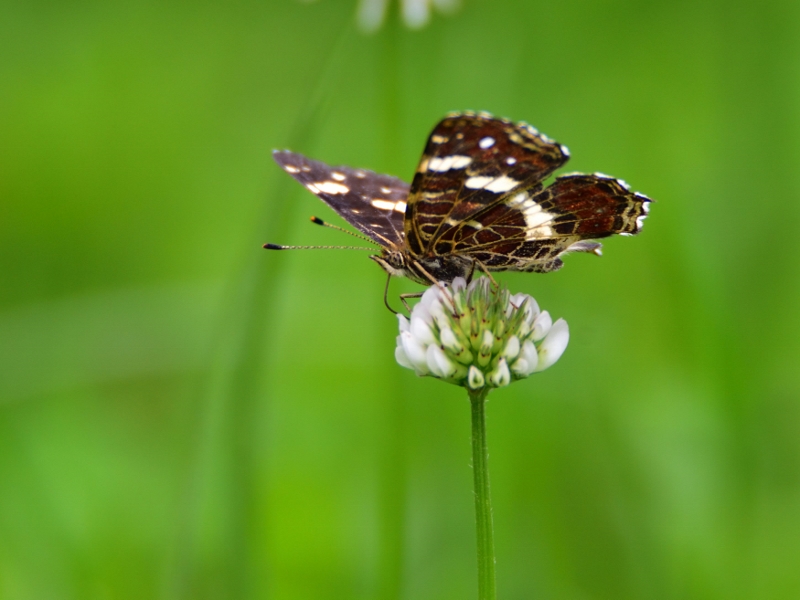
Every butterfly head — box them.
[371,247,476,286]
[370,249,410,280]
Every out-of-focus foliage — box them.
[2,0,800,598]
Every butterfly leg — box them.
[472,258,499,288]
[400,292,424,313]
[383,273,399,314]
[411,259,458,311]
[410,260,442,287]
[383,274,425,314]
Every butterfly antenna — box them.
[263,243,374,251]
[309,216,380,247]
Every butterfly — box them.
[267,111,651,303]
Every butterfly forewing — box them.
[404,112,570,256]
[273,150,409,247]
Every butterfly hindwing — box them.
[404,112,570,256]
[439,172,651,272]
[273,150,409,247]
[531,173,649,238]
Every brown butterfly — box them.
[267,111,651,308]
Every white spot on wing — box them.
[465,175,519,193]
[506,157,517,165]
[380,186,391,194]
[331,172,346,181]
[484,175,519,193]
[465,176,493,189]
[428,155,472,172]
[372,199,407,213]
[508,192,529,206]
[314,181,350,194]
[284,165,300,173]
[479,136,495,149]
[507,191,554,238]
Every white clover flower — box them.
[356,0,461,33]
[394,277,569,390]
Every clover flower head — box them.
[395,277,569,390]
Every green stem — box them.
[469,387,497,600]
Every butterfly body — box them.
[370,251,474,286]
[270,112,651,286]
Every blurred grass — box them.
[2,0,800,599]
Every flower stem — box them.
[469,387,497,600]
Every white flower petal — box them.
[451,277,467,294]
[410,309,436,346]
[440,326,461,352]
[468,276,490,296]
[534,318,569,372]
[488,358,511,387]
[502,335,520,361]
[412,302,433,323]
[531,310,552,341]
[428,295,453,327]
[523,295,540,322]
[509,292,539,317]
[356,0,390,33]
[397,313,410,334]
[419,283,442,308]
[467,365,485,389]
[442,289,459,313]
[427,344,456,378]
[401,0,430,29]
[421,283,455,314]
[506,293,522,317]
[510,357,529,377]
[395,344,414,369]
[518,340,539,373]
[401,331,429,374]
[480,329,494,354]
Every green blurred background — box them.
[2,0,800,598]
